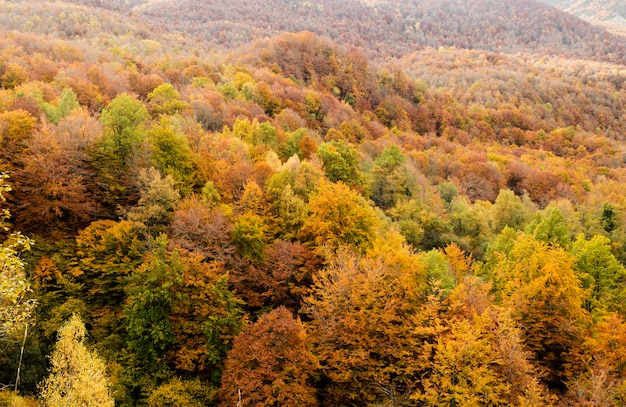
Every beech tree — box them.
[218,307,318,407]
[0,174,35,341]
[39,314,114,407]
[305,248,436,405]
[99,93,148,166]
[484,231,588,388]
[301,181,379,250]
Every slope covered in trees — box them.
[1,0,626,405]
[125,0,626,63]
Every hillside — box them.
[2,0,626,406]
[46,0,626,63]
[540,0,626,24]
[538,0,626,35]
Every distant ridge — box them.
[125,0,626,64]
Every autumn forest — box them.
[2,0,626,405]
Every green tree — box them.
[99,93,148,166]
[126,167,181,235]
[147,83,191,117]
[232,212,269,263]
[124,236,178,372]
[39,315,114,407]
[148,119,196,194]
[42,88,80,125]
[571,234,626,317]
[316,140,364,189]
[528,207,571,248]
[492,189,532,233]
[370,144,415,210]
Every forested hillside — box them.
[538,0,626,35]
[44,0,626,62]
[540,0,626,23]
[1,0,626,406]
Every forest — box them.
[1,0,626,405]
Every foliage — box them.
[39,314,114,407]
[301,181,379,250]
[218,307,317,407]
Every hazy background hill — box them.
[538,0,626,35]
[46,0,626,64]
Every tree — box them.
[72,219,147,343]
[124,236,245,378]
[146,377,217,407]
[370,144,415,210]
[99,93,148,166]
[42,88,80,125]
[126,167,181,235]
[316,140,365,189]
[147,83,191,117]
[218,307,318,407]
[492,189,532,233]
[0,174,35,341]
[305,248,436,405]
[123,236,178,373]
[0,233,34,342]
[301,181,379,250]
[528,207,572,248]
[15,122,97,236]
[39,314,114,407]
[483,231,588,388]
[571,234,626,317]
[147,119,196,195]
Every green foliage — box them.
[99,93,148,165]
[277,128,307,161]
[390,199,451,251]
[371,144,415,209]
[421,249,456,295]
[316,140,364,188]
[39,314,114,407]
[232,212,269,262]
[492,189,532,232]
[528,207,571,248]
[148,120,196,194]
[126,167,181,235]
[147,83,191,117]
[124,236,178,369]
[571,234,626,316]
[201,181,222,207]
[204,275,246,368]
[42,88,80,125]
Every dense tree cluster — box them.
[1,1,626,405]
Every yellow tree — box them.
[301,181,379,251]
[484,231,588,388]
[39,314,114,407]
[305,243,437,405]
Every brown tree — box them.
[218,307,318,407]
